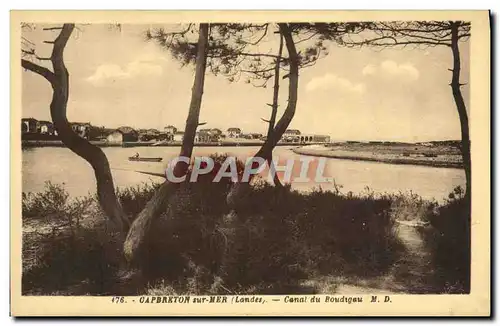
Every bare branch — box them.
[21,36,35,46]
[243,23,269,45]
[238,52,281,60]
[21,59,55,84]
[295,31,319,44]
[43,26,64,31]
[22,48,52,61]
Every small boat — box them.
[128,156,163,162]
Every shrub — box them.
[419,186,471,293]
[22,183,134,295]
[141,177,405,294]
[22,223,126,295]
[21,169,411,295]
[389,191,438,222]
[22,181,93,227]
[116,182,161,217]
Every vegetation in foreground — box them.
[22,176,470,296]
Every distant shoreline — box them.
[21,140,464,170]
[21,139,305,148]
[292,146,464,169]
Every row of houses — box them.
[281,129,331,144]
[22,118,92,138]
[21,118,331,144]
[166,127,331,144]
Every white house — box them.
[107,131,122,144]
[298,134,331,143]
[227,127,242,138]
[173,131,184,142]
[38,121,54,135]
[106,126,139,144]
[164,125,177,134]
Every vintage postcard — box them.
[11,10,490,316]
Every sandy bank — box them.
[293,146,463,169]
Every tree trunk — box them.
[123,23,210,263]
[23,24,129,232]
[257,23,299,158]
[450,21,471,293]
[266,33,284,141]
[227,23,299,208]
[450,22,471,200]
[23,23,211,265]
[265,33,284,187]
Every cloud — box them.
[362,60,420,81]
[87,58,163,84]
[306,73,365,94]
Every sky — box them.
[21,24,470,142]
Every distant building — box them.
[210,128,223,136]
[248,133,263,140]
[227,127,242,138]
[156,133,173,141]
[282,129,301,142]
[138,128,161,141]
[147,128,160,135]
[173,131,184,142]
[21,118,39,134]
[38,120,54,135]
[196,131,211,143]
[198,128,223,142]
[106,126,139,144]
[298,134,330,143]
[314,135,331,143]
[281,131,330,144]
[71,122,91,139]
[164,125,177,134]
[283,129,301,136]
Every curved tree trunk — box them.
[265,32,284,187]
[22,24,129,232]
[450,21,471,293]
[450,22,471,201]
[123,23,210,263]
[22,23,211,264]
[227,23,299,208]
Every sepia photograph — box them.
[11,10,490,316]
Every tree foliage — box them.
[146,23,365,88]
[337,20,470,48]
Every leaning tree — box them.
[148,22,366,207]
[336,20,472,200]
[21,23,211,263]
[332,21,472,293]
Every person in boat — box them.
[133,152,139,158]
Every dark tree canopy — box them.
[336,20,470,48]
[145,22,366,88]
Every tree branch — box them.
[21,59,55,84]
[43,26,64,31]
[244,23,269,45]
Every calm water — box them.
[22,146,465,202]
